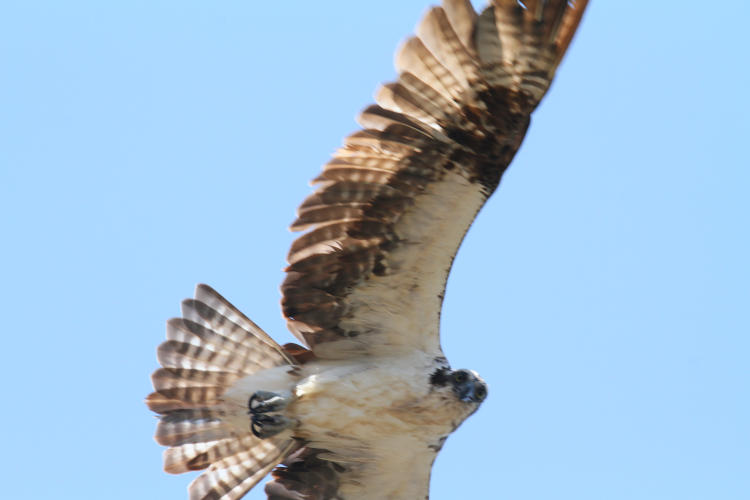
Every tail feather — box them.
[188,440,300,500]
[150,382,225,408]
[192,284,291,355]
[148,367,241,413]
[148,284,302,499]
[165,439,229,474]
[181,297,293,369]
[146,385,226,413]
[164,317,280,375]
[152,368,239,391]
[168,434,256,473]
[157,338,242,375]
[155,409,234,447]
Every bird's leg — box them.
[248,390,296,438]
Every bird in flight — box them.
[147,1,588,498]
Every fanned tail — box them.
[147,284,302,500]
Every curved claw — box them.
[251,414,295,439]
[247,390,296,438]
[248,390,291,414]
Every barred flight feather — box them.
[396,37,463,102]
[290,205,367,231]
[442,0,477,49]
[357,105,438,139]
[417,7,481,91]
[376,82,444,130]
[342,129,424,156]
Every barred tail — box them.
[146,284,302,500]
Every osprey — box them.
[147,1,588,498]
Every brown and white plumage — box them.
[281,0,587,359]
[148,1,588,499]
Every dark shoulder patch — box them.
[429,367,450,387]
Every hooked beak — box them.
[457,380,484,403]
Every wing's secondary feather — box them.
[281,0,588,359]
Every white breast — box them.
[286,351,463,499]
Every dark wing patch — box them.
[265,448,343,500]
[282,0,588,357]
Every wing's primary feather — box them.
[281,0,588,359]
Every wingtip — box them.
[552,0,590,70]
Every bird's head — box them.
[430,366,488,407]
[449,369,487,404]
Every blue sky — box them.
[2,1,748,499]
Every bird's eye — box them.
[475,386,487,401]
[453,371,468,383]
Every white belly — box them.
[284,352,463,500]
[222,350,472,499]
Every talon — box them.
[251,414,296,439]
[248,390,291,414]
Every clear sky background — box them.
[2,1,748,499]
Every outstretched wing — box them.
[281,0,588,359]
